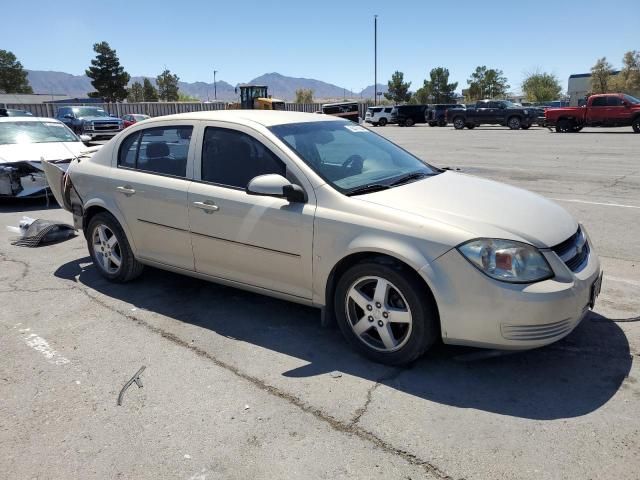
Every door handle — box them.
[116,185,136,196]
[193,200,219,213]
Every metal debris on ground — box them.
[7,216,75,247]
[117,366,146,406]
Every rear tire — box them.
[428,122,437,127]
[405,118,415,127]
[556,118,572,133]
[466,124,475,129]
[632,117,640,133]
[453,117,465,130]
[437,119,447,127]
[508,116,522,130]
[87,212,143,283]
[379,118,387,126]
[521,125,531,130]
[334,260,438,365]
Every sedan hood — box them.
[357,171,577,248]
[0,142,90,164]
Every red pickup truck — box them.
[545,93,640,133]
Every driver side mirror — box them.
[246,174,306,203]
[622,101,630,108]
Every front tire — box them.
[428,121,437,127]
[405,118,415,127]
[453,116,465,130]
[334,260,438,365]
[378,118,388,126]
[521,125,531,130]
[508,116,522,130]
[632,117,640,133]
[87,212,143,282]
[556,118,572,133]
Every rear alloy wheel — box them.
[521,125,531,130]
[508,116,522,130]
[453,117,465,130]
[632,117,640,133]
[379,118,388,126]
[405,118,415,127]
[335,261,438,365]
[87,212,143,282]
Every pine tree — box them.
[422,67,458,103]
[85,42,130,102]
[384,71,412,103]
[156,69,180,101]
[127,81,144,102]
[0,49,33,94]
[142,78,158,102]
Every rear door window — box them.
[117,126,192,178]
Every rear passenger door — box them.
[605,96,628,126]
[111,123,196,270]
[586,97,608,125]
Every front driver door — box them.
[188,124,315,300]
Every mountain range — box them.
[26,70,387,102]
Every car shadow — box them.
[0,196,61,213]
[55,257,632,421]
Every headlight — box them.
[457,239,553,283]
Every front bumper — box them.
[82,130,121,139]
[420,243,601,350]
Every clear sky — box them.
[2,0,638,94]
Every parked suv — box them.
[56,106,124,140]
[364,106,394,126]
[425,104,462,127]
[390,105,428,126]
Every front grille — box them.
[501,318,573,340]
[92,121,121,131]
[552,227,589,272]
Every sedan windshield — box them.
[0,121,80,145]
[269,121,438,194]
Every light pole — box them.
[374,15,378,105]
[213,69,218,101]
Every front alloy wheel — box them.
[508,116,521,130]
[92,224,122,275]
[346,276,413,352]
[453,117,465,130]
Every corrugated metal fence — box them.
[1,102,369,118]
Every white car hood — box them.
[356,171,577,248]
[0,142,91,165]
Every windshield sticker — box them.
[345,125,368,133]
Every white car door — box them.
[188,122,315,300]
[111,123,195,270]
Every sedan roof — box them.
[0,116,64,123]
[146,110,345,127]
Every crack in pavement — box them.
[66,285,456,480]
[349,369,404,427]
[584,170,639,196]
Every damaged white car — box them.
[0,117,99,198]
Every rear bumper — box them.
[420,244,601,350]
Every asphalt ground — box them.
[1,124,638,479]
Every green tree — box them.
[142,78,158,102]
[85,42,130,102]
[421,67,458,103]
[521,71,563,102]
[466,66,510,101]
[412,86,431,104]
[0,49,33,94]
[590,57,614,94]
[294,88,314,103]
[156,69,180,101]
[614,50,640,94]
[127,81,144,102]
[178,92,200,102]
[384,71,412,103]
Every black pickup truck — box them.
[446,100,537,130]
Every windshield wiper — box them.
[346,184,390,196]
[389,171,432,186]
